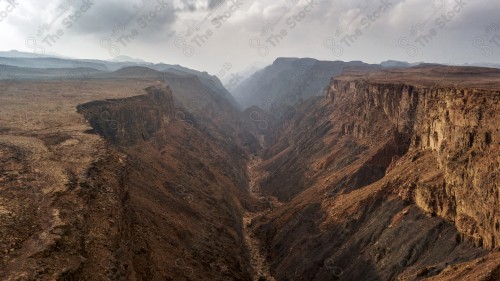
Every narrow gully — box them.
[242,155,281,281]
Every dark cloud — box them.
[1,0,499,74]
[72,0,177,39]
[208,0,224,9]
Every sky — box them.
[0,0,500,76]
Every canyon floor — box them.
[243,156,277,281]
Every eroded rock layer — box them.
[253,66,499,280]
[328,75,500,249]
[77,85,175,146]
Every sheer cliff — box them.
[251,66,500,280]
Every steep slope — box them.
[75,85,257,280]
[232,57,380,113]
[250,66,500,280]
[151,63,241,110]
[111,66,242,118]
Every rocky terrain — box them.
[0,62,498,280]
[251,65,500,280]
[0,76,257,280]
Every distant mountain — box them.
[232,58,381,113]
[221,63,267,85]
[0,50,68,59]
[0,53,241,109]
[380,60,419,68]
[0,64,105,80]
[462,62,500,69]
[0,55,239,109]
[110,55,147,63]
[110,66,162,78]
[0,56,157,71]
[0,57,109,70]
[380,60,500,70]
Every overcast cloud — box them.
[0,0,499,74]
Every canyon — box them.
[0,59,499,280]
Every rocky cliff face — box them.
[328,74,500,249]
[77,85,175,146]
[252,66,499,280]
